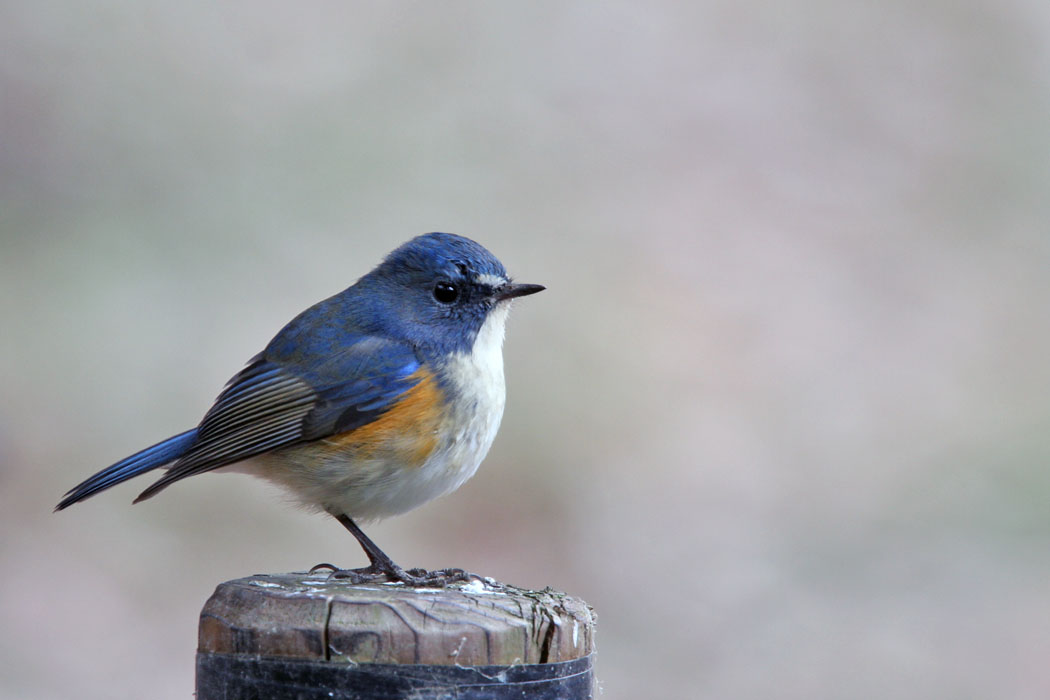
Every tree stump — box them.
[196,572,596,699]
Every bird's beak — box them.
[494,282,546,302]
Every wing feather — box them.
[134,338,423,502]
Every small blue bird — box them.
[56,233,544,585]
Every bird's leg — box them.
[310,514,471,586]
[332,514,413,582]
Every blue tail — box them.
[55,429,198,511]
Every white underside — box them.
[241,303,511,520]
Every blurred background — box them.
[3,2,1050,698]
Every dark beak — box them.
[495,283,545,302]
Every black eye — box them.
[433,281,459,303]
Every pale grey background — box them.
[3,2,1050,699]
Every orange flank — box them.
[323,369,445,467]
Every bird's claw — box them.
[309,562,473,587]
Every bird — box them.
[55,232,544,586]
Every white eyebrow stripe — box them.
[474,273,507,288]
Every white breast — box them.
[429,302,510,493]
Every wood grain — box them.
[198,572,595,667]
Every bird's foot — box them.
[309,562,473,587]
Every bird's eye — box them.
[433,281,459,303]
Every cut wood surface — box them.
[199,572,595,667]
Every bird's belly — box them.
[248,370,506,520]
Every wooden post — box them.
[196,572,596,699]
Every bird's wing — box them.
[134,336,423,501]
